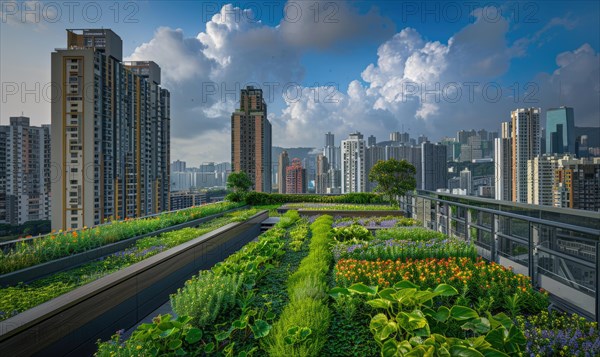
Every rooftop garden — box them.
[0,208,260,322]
[92,208,600,357]
[0,201,244,275]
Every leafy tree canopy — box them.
[368,159,417,206]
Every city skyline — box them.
[2,1,599,165]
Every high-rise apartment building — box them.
[51,29,170,230]
[496,108,541,203]
[554,157,600,211]
[495,122,513,201]
[421,142,447,191]
[278,150,289,193]
[285,158,306,194]
[341,132,366,193]
[172,160,186,172]
[511,108,541,202]
[323,132,340,171]
[459,168,472,195]
[315,154,329,194]
[365,145,385,191]
[367,135,377,147]
[0,117,51,226]
[526,155,569,206]
[231,86,272,193]
[325,132,334,147]
[546,106,575,155]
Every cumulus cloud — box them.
[125,1,597,164]
[535,44,600,126]
[125,1,394,164]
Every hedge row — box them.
[263,215,334,356]
[243,192,384,205]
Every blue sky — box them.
[1,1,599,164]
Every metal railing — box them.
[402,190,600,322]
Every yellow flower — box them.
[136,345,142,350]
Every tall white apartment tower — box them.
[495,122,512,201]
[51,29,171,231]
[495,109,541,203]
[511,108,541,203]
[341,132,366,193]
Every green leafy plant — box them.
[332,224,372,243]
[263,215,334,357]
[331,281,527,356]
[171,272,245,328]
[95,314,203,357]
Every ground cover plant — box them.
[333,238,478,262]
[517,310,600,356]
[332,216,419,228]
[0,201,244,274]
[0,209,259,322]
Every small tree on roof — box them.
[368,158,417,206]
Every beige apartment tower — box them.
[51,29,170,231]
[231,86,272,192]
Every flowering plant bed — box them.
[332,216,419,228]
[0,202,244,275]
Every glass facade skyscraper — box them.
[546,106,575,155]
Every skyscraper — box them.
[367,135,377,147]
[511,108,541,202]
[546,106,575,155]
[285,158,306,194]
[315,154,329,194]
[365,145,385,191]
[341,132,366,193]
[495,122,512,201]
[51,29,170,231]
[323,132,340,170]
[421,142,447,191]
[325,132,334,147]
[231,86,272,192]
[0,117,51,226]
[527,155,573,206]
[494,108,541,203]
[554,157,600,211]
[278,150,289,193]
[459,168,472,195]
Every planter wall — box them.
[296,209,403,218]
[0,211,267,357]
[0,206,247,286]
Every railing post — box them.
[529,222,535,287]
[596,241,600,323]
[491,213,498,263]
